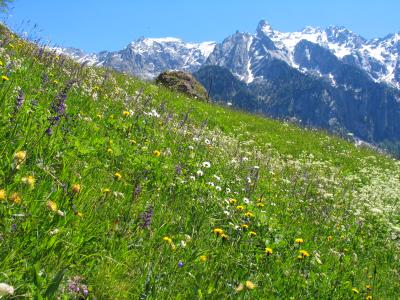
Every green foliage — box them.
[0,25,399,299]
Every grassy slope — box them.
[0,25,399,299]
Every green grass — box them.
[0,25,399,299]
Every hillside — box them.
[1,24,400,299]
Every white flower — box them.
[196,170,204,177]
[204,138,211,145]
[193,137,199,142]
[207,182,215,187]
[242,157,249,162]
[189,175,196,181]
[224,210,230,216]
[243,197,250,204]
[57,210,65,217]
[0,283,14,296]
[253,165,260,170]
[216,186,222,191]
[180,240,187,248]
[188,145,194,151]
[226,188,231,193]
[202,161,211,168]
[246,177,252,183]
[184,234,192,241]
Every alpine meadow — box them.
[1,9,400,300]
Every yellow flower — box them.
[236,205,244,211]
[14,150,26,162]
[295,238,304,244]
[256,203,265,208]
[245,281,256,290]
[153,150,161,157]
[248,231,257,237]
[241,224,249,230]
[114,172,122,180]
[101,188,111,193]
[0,60,3,66]
[327,235,333,241]
[220,233,229,240]
[212,228,224,236]
[352,288,360,294]
[298,250,310,259]
[75,211,84,218]
[265,247,273,255]
[122,110,130,117]
[228,198,237,205]
[0,189,6,201]
[130,139,136,145]
[199,255,207,262]
[46,200,58,212]
[366,284,372,291]
[71,184,81,194]
[163,236,173,244]
[21,176,35,188]
[256,198,263,202]
[235,283,244,292]
[1,75,9,81]
[366,296,372,300]
[107,148,113,154]
[9,193,21,204]
[244,211,254,218]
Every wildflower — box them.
[265,247,273,256]
[14,150,27,163]
[114,172,122,180]
[244,211,254,218]
[22,176,35,188]
[366,284,372,291]
[366,296,372,300]
[221,233,229,240]
[245,281,256,290]
[75,211,84,218]
[107,148,113,154]
[256,198,263,203]
[199,255,207,262]
[1,75,9,81]
[249,231,257,237]
[163,236,176,250]
[0,283,14,296]
[153,150,161,157]
[9,193,21,204]
[235,283,244,292]
[212,228,224,236]
[204,138,211,145]
[241,224,249,230]
[178,261,184,268]
[71,184,81,194]
[243,197,250,204]
[196,170,204,177]
[130,139,136,144]
[256,203,265,208]
[352,288,360,294]
[49,228,60,235]
[101,188,111,193]
[189,175,195,181]
[216,186,222,191]
[236,205,245,211]
[298,250,310,259]
[0,189,6,201]
[122,110,130,117]
[229,198,237,205]
[295,238,304,245]
[140,206,154,229]
[327,235,333,241]
[202,161,211,168]
[47,200,58,212]
[57,210,65,217]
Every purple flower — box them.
[140,206,154,229]
[178,261,184,268]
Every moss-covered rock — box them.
[155,70,208,101]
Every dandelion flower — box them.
[10,193,21,204]
[114,172,122,180]
[248,231,257,237]
[366,284,372,291]
[236,205,245,211]
[229,198,237,205]
[101,188,111,193]
[244,211,254,218]
[212,228,224,236]
[14,150,26,163]
[366,296,372,300]
[298,250,310,259]
[351,288,360,294]
[199,255,207,262]
[22,176,35,188]
[241,224,249,230]
[72,184,81,194]
[295,238,304,245]
[0,283,14,296]
[221,233,229,240]
[265,247,273,256]
[153,150,161,157]
[0,189,6,201]
[256,203,265,208]
[122,110,130,117]
[245,281,256,290]
[1,75,9,81]
[75,211,84,218]
[327,235,333,241]
[196,170,204,177]
[47,200,58,212]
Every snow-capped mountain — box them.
[56,20,400,89]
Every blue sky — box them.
[3,0,400,53]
